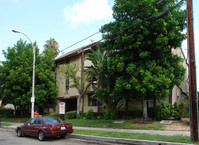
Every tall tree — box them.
[100,0,186,119]
[43,38,59,57]
[0,39,58,115]
[86,47,126,115]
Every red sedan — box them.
[16,117,73,141]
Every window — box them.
[26,118,36,125]
[91,99,102,106]
[34,118,42,125]
[44,117,63,124]
[147,100,154,108]
[66,79,69,90]
[65,59,70,90]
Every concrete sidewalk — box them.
[1,121,190,136]
[0,121,192,145]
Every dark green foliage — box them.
[66,111,77,119]
[117,110,143,119]
[0,108,14,118]
[85,109,95,120]
[103,110,117,120]
[99,0,186,118]
[148,107,156,118]
[76,113,84,119]
[154,102,185,120]
[155,103,172,121]
[172,102,185,120]
[0,39,58,115]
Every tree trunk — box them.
[143,99,148,120]
[77,95,81,115]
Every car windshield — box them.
[44,117,63,124]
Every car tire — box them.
[60,134,67,138]
[17,128,23,137]
[38,131,45,141]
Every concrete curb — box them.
[0,126,192,145]
[70,134,192,145]
[0,126,16,130]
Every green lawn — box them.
[66,119,165,130]
[1,117,165,130]
[74,129,197,144]
[0,117,29,123]
[0,123,11,126]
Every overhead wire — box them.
[2,0,184,81]
[25,0,171,73]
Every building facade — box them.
[54,43,189,113]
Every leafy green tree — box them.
[0,39,57,115]
[43,38,60,57]
[86,47,126,115]
[100,0,186,119]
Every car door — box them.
[23,118,36,136]
[31,117,43,136]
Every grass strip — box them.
[66,119,164,130]
[0,123,11,126]
[74,129,198,144]
[0,117,29,123]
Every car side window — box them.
[34,118,42,125]
[27,118,36,125]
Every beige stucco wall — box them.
[56,55,82,99]
[84,53,92,67]
[56,61,67,98]
[171,47,189,104]
[68,55,81,97]
[55,49,93,113]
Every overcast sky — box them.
[0,0,198,90]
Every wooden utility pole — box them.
[187,0,198,142]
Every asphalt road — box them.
[0,128,122,145]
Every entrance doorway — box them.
[65,98,77,112]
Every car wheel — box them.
[17,128,23,137]
[60,134,67,138]
[38,131,45,141]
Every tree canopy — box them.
[0,39,58,115]
[43,38,60,57]
[90,0,186,118]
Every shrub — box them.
[93,112,103,119]
[155,103,172,121]
[76,112,84,119]
[65,111,76,119]
[117,110,142,119]
[148,107,156,118]
[85,109,95,119]
[103,110,117,120]
[172,102,185,120]
[103,112,110,120]
[0,108,14,118]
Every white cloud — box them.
[63,0,113,25]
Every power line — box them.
[58,0,168,54]
[29,0,170,70]
[31,0,184,76]
[2,0,183,82]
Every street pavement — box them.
[0,121,192,145]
